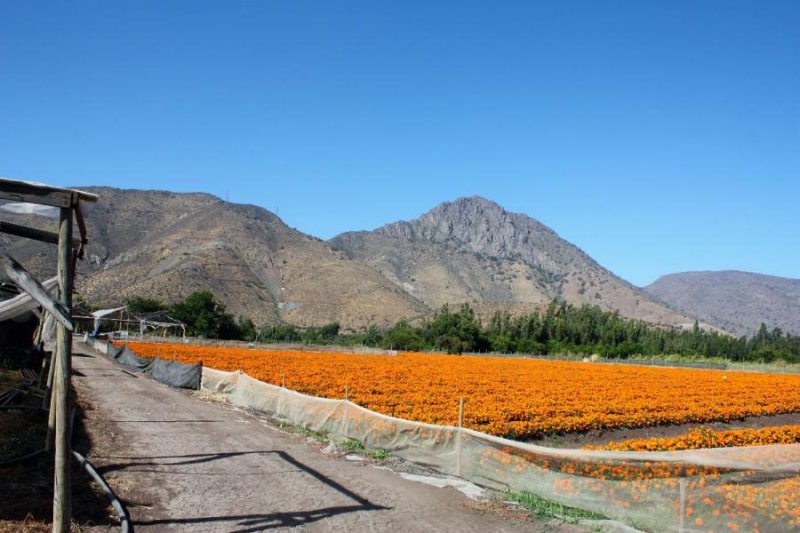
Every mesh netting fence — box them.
[202,367,800,532]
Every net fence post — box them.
[342,383,349,438]
[456,397,464,477]
[678,477,687,533]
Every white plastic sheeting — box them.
[0,202,60,218]
[0,277,58,322]
[202,367,800,533]
[91,306,128,332]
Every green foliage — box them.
[338,437,366,452]
[169,291,240,339]
[506,490,607,522]
[122,289,800,362]
[345,301,800,362]
[381,320,425,351]
[255,321,343,345]
[347,326,384,347]
[294,426,328,443]
[126,296,167,315]
[237,317,257,341]
[301,322,341,344]
[424,304,488,354]
[338,437,390,460]
[257,324,301,342]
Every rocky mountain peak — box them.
[378,196,545,261]
[374,196,581,276]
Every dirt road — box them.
[72,346,564,532]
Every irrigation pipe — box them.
[1,404,132,532]
[72,449,132,533]
[0,448,45,468]
[0,404,42,410]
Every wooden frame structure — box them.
[0,177,97,533]
[72,307,187,339]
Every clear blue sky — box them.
[1,1,797,286]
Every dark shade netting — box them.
[111,345,200,389]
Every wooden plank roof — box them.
[0,177,99,208]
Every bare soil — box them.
[533,412,800,449]
[72,344,582,532]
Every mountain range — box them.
[646,271,800,337]
[1,187,794,335]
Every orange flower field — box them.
[590,425,800,452]
[123,341,800,441]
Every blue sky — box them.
[1,1,797,286]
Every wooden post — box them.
[43,343,57,410]
[46,371,56,450]
[46,312,58,448]
[53,207,73,533]
[38,351,49,389]
[342,382,350,437]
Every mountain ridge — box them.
[4,187,757,333]
[0,187,430,330]
[331,196,695,328]
[646,270,800,337]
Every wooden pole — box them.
[38,350,49,389]
[43,341,56,407]
[52,207,73,533]
[45,369,57,451]
[46,314,58,448]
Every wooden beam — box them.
[52,207,74,533]
[0,253,73,331]
[0,220,81,247]
[0,177,98,208]
[74,204,88,256]
[0,181,74,208]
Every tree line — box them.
[126,292,800,363]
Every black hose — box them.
[72,450,132,533]
[1,378,132,531]
[0,448,45,468]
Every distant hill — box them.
[645,271,800,337]
[0,187,428,330]
[331,196,694,328]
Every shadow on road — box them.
[106,419,229,423]
[136,504,387,532]
[96,449,391,530]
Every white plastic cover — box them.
[0,202,60,218]
[0,277,59,322]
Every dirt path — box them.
[72,346,571,532]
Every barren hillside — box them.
[0,187,429,330]
[646,271,800,336]
[331,197,694,327]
